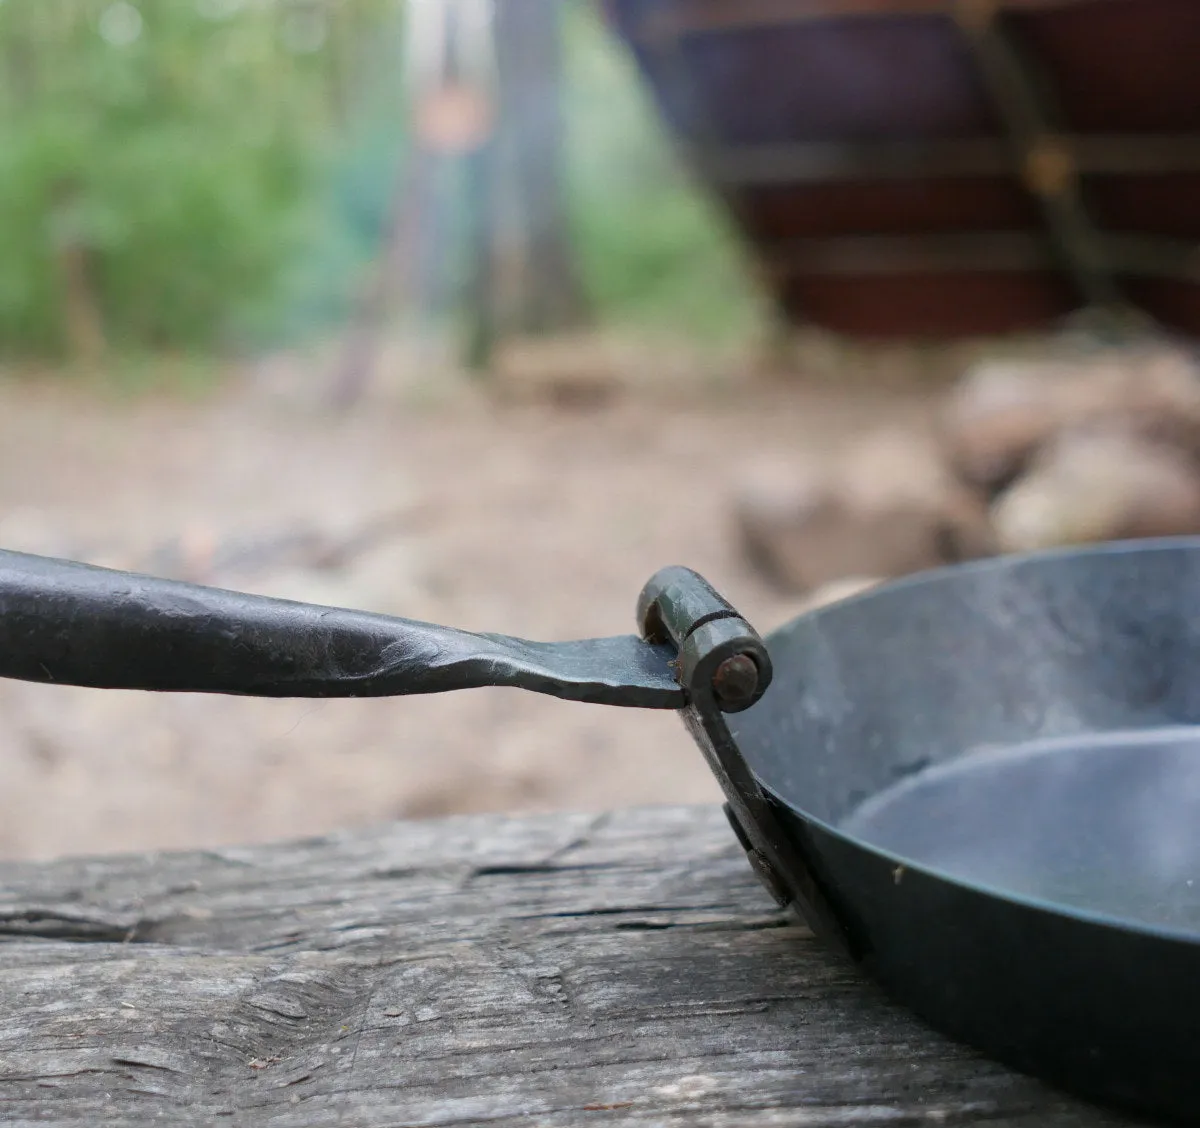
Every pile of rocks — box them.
[736,345,1200,599]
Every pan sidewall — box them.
[788,810,1200,1121]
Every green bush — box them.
[0,0,759,362]
[0,1,324,357]
[563,3,762,342]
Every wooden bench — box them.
[0,804,1142,1125]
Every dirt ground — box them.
[0,344,935,860]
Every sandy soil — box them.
[0,349,934,860]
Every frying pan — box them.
[2,540,1199,1121]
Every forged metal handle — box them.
[0,548,850,952]
[0,551,768,712]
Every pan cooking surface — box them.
[839,726,1200,933]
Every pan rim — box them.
[770,533,1200,618]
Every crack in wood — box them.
[0,909,158,944]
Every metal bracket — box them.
[952,0,1124,314]
[637,566,852,956]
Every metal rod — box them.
[953,1,1122,308]
[0,550,685,709]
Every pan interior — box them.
[731,540,1200,935]
[839,726,1200,930]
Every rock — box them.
[940,347,1200,495]
[491,333,623,408]
[990,426,1200,554]
[736,428,995,593]
[940,360,1063,494]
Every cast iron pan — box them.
[2,540,1200,1121]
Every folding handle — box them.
[638,564,852,954]
[0,548,848,947]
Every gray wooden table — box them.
[0,804,1145,1127]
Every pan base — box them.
[839,726,1200,933]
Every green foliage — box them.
[259,85,409,347]
[0,0,348,357]
[562,2,764,342]
[0,0,760,362]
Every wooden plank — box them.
[765,231,1056,275]
[1106,234,1200,282]
[693,138,1011,185]
[631,0,1121,44]
[0,805,1147,1126]
[762,231,1200,279]
[690,135,1200,186]
[1073,135,1200,176]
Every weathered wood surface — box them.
[0,805,1144,1127]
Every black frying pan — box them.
[2,541,1199,1121]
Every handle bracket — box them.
[637,566,851,954]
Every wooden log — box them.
[762,232,1200,283]
[490,331,623,407]
[690,136,1200,187]
[0,805,1141,1126]
[628,0,1112,42]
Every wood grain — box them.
[0,805,1143,1126]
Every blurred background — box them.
[1,0,1197,859]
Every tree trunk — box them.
[51,181,106,366]
[463,140,497,371]
[327,125,433,409]
[490,0,587,334]
[58,241,106,365]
